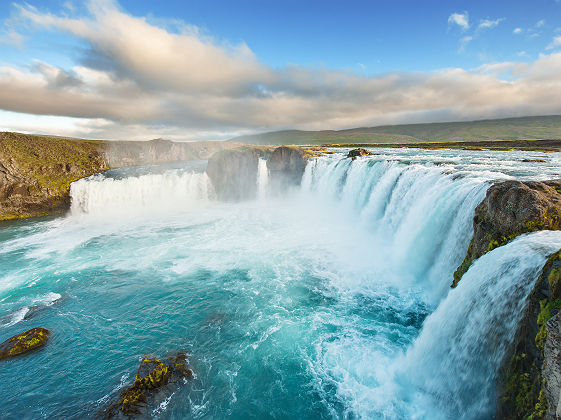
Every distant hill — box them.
[231,115,561,145]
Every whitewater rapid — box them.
[0,147,559,419]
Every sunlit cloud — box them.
[1,2,561,140]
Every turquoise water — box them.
[0,148,559,419]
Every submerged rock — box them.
[0,327,50,360]
[452,179,561,287]
[103,352,193,418]
[347,148,372,159]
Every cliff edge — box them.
[453,180,561,288]
[0,132,238,221]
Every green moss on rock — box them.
[0,327,50,360]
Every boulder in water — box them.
[267,146,308,193]
[103,351,193,417]
[0,327,50,360]
[347,148,372,159]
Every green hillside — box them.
[232,115,561,145]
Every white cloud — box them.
[513,27,522,34]
[536,19,545,27]
[478,18,504,30]
[2,2,561,140]
[547,36,561,49]
[458,36,473,52]
[448,12,470,30]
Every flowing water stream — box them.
[0,148,560,419]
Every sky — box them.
[0,0,560,141]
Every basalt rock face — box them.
[497,250,561,419]
[206,146,273,201]
[452,180,561,287]
[544,311,561,419]
[266,146,308,193]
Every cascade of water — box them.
[257,158,269,200]
[70,170,214,215]
[300,156,490,300]
[393,230,561,419]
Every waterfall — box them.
[257,158,269,200]
[300,156,490,300]
[70,169,214,215]
[392,230,561,419]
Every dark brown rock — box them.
[0,327,50,360]
[452,180,561,287]
[347,148,373,159]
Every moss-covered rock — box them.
[103,351,193,418]
[0,327,50,360]
[497,250,561,419]
[452,179,561,287]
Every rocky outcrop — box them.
[452,180,561,287]
[347,148,373,159]
[498,250,561,419]
[103,352,193,418]
[0,327,50,360]
[266,146,308,193]
[0,132,239,221]
[206,146,273,200]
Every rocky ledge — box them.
[452,179,561,288]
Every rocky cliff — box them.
[453,180,561,287]
[0,132,238,221]
[498,249,561,419]
[448,179,561,418]
[206,146,273,201]
[205,145,316,200]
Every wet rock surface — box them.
[453,179,561,287]
[0,327,50,360]
[497,250,561,419]
[102,352,193,418]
